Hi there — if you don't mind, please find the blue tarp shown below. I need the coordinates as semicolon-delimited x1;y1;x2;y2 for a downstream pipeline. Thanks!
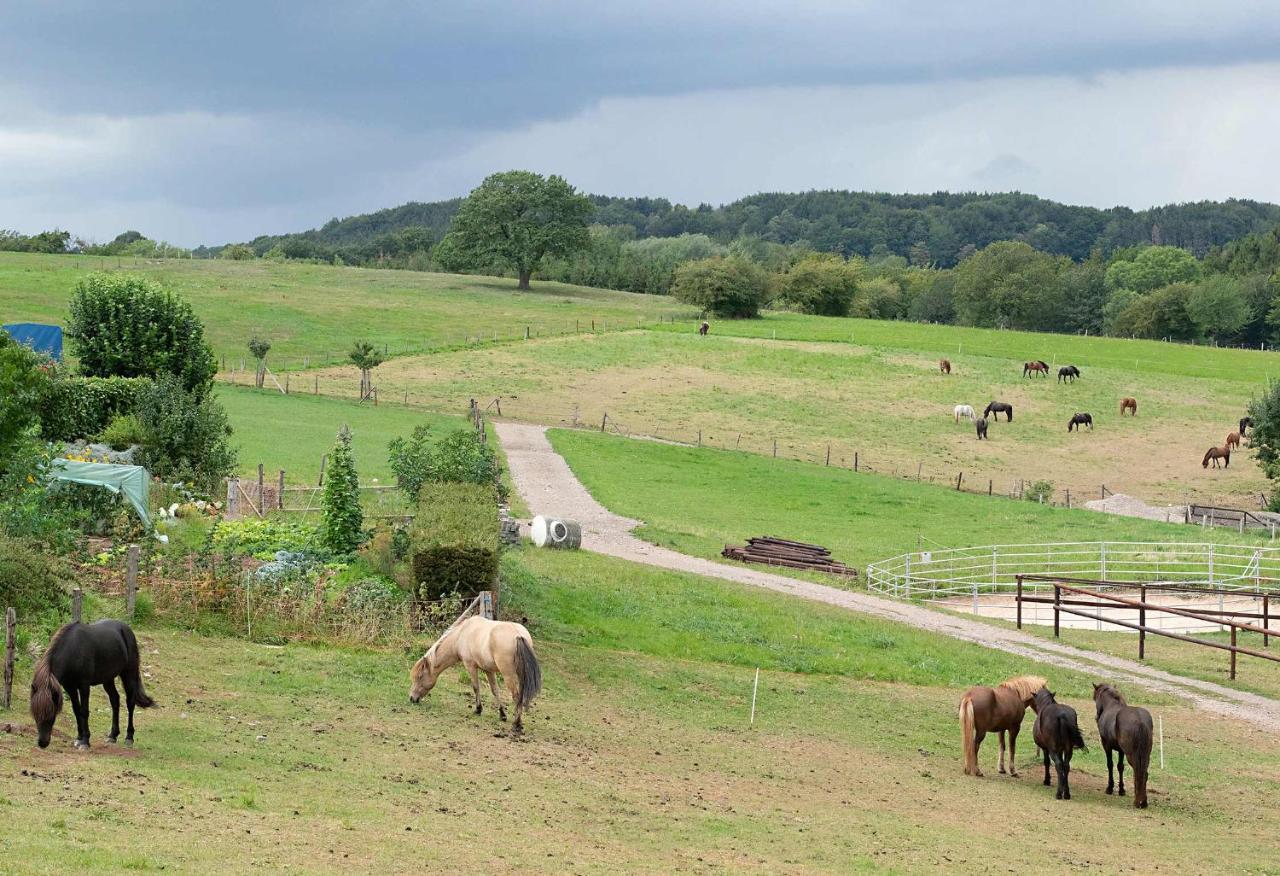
2;323;63;361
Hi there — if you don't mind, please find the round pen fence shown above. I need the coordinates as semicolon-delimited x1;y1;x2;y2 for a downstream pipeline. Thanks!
866;542;1280;603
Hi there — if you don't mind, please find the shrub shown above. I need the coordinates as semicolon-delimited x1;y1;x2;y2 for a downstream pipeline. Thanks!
388;425;505;500
777;253;860;316
320;426;363;554
342;577;408;613
0;333;52;465
410;482;498;601
67;273;217;395
0;534;72;619
1024;480;1054;504
671;256;773;318
37;374;150;441
99;413;147;450
134;374;237;490
211;517;319;557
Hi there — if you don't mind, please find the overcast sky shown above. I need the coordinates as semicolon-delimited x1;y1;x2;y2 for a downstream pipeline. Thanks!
4;1;1280;246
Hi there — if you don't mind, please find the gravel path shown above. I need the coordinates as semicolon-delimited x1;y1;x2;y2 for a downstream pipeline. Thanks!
496;422;1280;731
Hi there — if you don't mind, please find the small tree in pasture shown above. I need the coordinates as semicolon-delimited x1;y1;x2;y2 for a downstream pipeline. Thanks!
348;341;385;401
247;336;271;389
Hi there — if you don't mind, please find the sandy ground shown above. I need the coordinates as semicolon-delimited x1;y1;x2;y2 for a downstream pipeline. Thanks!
496;421;1280;732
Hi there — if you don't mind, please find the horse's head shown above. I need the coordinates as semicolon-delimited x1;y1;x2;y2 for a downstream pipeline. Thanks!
1029;686;1054;713
30;665;63;749
409;648;439;704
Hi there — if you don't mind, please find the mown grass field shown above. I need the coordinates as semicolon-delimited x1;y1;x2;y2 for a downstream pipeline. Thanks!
0;253;689;366
306;328;1269;506
2;549;1277;873
548;429;1274;574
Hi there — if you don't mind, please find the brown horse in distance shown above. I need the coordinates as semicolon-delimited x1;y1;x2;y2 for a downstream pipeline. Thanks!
939;358;951;374
1225;431;1241;451
1023;360;1049;378
1120;397;1137;416
958;675;1046;777
1202;445;1231;468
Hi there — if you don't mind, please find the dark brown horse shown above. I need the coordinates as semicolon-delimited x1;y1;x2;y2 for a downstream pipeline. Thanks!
1058;365;1081;383
1240;416;1253;436
31;620;155;750
1067;413;1093;432
1093;684;1153;808
1031;687;1087;800
1023;360;1049;378
975;417;988;440
1120;397;1138;416
958;675;1045;777
1225;431;1241;450
698;321;709;336
984;401;1013;421
939;358;951;374
1202;445;1231;468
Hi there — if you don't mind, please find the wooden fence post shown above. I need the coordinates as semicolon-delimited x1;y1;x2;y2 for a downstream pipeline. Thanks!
825;445;830;466
1139;585;1147;660
1015;576;1023;629
697;430;702;447
3;607;14;709
1230;626;1238;680
854;452;859;472
600;413;608;433
257;464;265;503
772;439;778;458
1263;594;1270;648
988;479;993;496
1053;584;1060;638
72;588;83;623
278;470;285;510
126;545;139;620
955;472;963;491
318;454;328;487
1066;488;1071;509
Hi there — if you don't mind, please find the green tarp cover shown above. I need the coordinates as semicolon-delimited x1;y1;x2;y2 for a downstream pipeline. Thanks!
50;459;151;526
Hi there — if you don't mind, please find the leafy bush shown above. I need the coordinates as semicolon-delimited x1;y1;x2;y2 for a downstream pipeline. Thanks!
410;482;498;600
211;517;318;557
1024;480;1055;504
0;534;72;618
388;426;505;500
777;253;860;316
671;256;773;318
134;374;237;490
342;576;408;613
0;333;52;465
320;426;363;554
37;373;150;442
67;273;217;395
99;413;147;450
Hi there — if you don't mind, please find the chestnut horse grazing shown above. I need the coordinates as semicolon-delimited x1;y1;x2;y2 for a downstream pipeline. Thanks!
1023;360;1049;378
1093;684;1153;808
958;675;1046;777
1202;445;1231;468
1120;397;1138;416
1225;431;1241;450
939;358;951;374
410;616;542;732
30;620;155;750
1031;687;1088;800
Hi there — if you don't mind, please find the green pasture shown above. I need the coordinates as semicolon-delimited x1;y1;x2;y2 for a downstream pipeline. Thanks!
549;429;1273;573
1;549;1276;872
0;252;688;366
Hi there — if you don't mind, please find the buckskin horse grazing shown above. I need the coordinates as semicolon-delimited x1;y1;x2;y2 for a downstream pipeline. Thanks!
939;358;951;374
1031;687;1088;800
975;417;989;440
1093;684;1153;808
1225;431;1241;451
410;615;542;733
1120;397;1138;417
1058;365;1081;383
1202;445;1231;468
1023;360;1049;378
983;401;1013;422
30;620;155;750
958;675;1045;777
1068;413;1093;432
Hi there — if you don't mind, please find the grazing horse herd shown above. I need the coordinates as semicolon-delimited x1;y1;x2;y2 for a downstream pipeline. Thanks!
960;675;1152;807
944;357;1246;470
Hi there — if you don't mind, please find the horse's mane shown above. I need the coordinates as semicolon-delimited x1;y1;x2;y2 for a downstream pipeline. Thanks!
998;675;1047;701
1093;683;1126;706
30;623;73;722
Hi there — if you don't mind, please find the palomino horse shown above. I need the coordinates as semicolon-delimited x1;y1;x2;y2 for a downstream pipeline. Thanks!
958;675;1045;777
1058;365;1081;383
1225;431;1241;450
1093;684;1153;808
984;401;1013;421
1202;445;1231;468
1120;397;1138;417
953;404;975;423
975;417;989;440
410;616;542;732
1031;687;1088;800
1023;360;1049;378
939;358;951;374
1067;413;1093;432
31;620;155;750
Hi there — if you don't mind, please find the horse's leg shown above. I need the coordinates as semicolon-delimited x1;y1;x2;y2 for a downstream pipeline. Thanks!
104;679;121;744
1061;754;1071;800
505;674;524;733
468;665;482;715
1117;751;1126;797
487;670;506;722
1104;745;1114;794
124;677;136;745
1008;725;1020;777
74;684;92;749
973;730;986;777
1042;746;1051;786
997;730;1007;774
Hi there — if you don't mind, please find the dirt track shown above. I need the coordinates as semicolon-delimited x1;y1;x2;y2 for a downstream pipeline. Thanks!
496;421;1280;732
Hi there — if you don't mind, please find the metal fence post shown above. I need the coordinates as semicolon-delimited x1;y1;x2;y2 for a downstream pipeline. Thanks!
904;553;912;600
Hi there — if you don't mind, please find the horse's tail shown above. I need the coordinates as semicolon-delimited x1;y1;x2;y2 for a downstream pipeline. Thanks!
1132;719;1153;808
959;695;977;775
1059;711;1087;753
513;636;541;711
121;624;155;709
1202;448;1213;468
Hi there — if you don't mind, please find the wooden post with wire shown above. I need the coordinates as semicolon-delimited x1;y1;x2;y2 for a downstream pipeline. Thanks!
3;607;14;709
72;588;83;624
126;545;140;620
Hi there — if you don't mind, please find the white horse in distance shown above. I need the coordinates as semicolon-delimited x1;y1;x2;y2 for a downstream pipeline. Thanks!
954;404;976;423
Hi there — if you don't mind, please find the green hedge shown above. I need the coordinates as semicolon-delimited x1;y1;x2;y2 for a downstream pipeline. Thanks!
0;535;71;619
410;482;498;601
39;376;150;441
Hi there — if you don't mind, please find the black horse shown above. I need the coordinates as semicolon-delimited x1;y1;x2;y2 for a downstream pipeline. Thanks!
983;401;1013;422
1093;684;1153;808
1058;365;1081;383
1067;413;1093;432
1240;415;1253;436
1031;687;1087;800
30;620;154;750
975;417;988;440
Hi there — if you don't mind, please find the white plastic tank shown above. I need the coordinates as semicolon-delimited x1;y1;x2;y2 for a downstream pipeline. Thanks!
530;515;583;549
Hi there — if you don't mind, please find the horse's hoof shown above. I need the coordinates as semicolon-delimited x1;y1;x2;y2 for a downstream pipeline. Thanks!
1106;787;1113;795
1118;789;1126;797
108;736;118;745
499;711;507;722
973;769;983;778
998;766;1006;775
1009;770;1019;778
74;740;89;751
124;739;134;748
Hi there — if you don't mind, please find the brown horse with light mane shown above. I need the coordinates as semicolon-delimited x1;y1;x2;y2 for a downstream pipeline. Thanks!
1225;431;1241;450
410;615;542;732
1202;445;1231;468
958;674;1046;777
1120;397;1137;416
